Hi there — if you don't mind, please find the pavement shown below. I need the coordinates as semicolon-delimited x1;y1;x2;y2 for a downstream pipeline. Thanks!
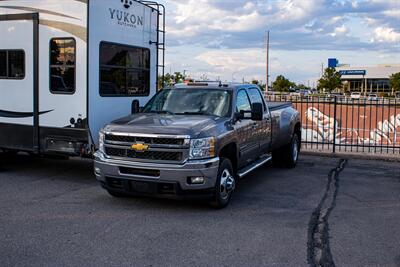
0;153;399;267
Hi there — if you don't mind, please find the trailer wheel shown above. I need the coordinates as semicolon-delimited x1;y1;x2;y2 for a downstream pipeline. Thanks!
209;157;236;209
272;133;300;168
0;149;18;156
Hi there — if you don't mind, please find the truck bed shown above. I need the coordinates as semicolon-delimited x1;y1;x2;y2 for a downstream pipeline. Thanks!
268;102;292;111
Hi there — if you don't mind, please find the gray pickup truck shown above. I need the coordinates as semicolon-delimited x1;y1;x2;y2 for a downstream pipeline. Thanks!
94;83;301;208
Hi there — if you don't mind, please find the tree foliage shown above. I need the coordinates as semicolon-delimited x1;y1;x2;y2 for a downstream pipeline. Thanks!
296;84;310;90
272;75;295;92
389;72;400;92
317;68;342;93
158;72;186;89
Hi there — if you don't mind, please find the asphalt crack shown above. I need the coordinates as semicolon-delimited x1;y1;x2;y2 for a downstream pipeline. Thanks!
307;158;348;267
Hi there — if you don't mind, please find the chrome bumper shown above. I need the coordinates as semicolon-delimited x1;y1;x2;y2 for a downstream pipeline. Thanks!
94;151;219;191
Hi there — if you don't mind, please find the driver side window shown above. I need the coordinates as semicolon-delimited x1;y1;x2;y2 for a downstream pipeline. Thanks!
236;90;252;119
236;90;251;112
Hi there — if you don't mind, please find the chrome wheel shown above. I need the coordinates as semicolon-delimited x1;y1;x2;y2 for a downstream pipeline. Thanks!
292;137;299;162
219;168;235;200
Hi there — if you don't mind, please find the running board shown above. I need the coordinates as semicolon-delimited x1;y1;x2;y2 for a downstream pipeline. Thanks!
237;155;272;178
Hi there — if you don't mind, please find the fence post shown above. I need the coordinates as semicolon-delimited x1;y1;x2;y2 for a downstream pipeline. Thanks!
333;96;337;154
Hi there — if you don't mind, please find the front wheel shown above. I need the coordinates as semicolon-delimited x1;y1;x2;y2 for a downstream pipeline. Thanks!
209;158;236;209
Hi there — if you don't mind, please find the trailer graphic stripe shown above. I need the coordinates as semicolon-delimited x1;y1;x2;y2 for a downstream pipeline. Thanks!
0;6;79;20
39;19;87;42
0;109;53;118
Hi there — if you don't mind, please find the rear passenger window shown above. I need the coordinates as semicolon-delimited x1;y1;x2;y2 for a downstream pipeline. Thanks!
0;50;25;79
50;38;76;94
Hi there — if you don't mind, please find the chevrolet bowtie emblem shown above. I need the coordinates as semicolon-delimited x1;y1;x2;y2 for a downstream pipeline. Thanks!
131;143;149;152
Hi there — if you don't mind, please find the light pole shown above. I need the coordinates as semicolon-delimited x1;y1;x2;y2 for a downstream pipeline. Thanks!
266;30;270;92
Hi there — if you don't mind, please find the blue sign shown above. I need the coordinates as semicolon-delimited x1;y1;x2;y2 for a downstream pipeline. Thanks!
328;58;338;68
339;70;366;76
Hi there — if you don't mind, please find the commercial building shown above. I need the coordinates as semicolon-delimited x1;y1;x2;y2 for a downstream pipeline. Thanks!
328;58;400;94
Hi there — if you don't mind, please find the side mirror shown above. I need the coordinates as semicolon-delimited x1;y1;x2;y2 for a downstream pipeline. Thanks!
251;103;263;121
131;99;140;114
233;112;244;122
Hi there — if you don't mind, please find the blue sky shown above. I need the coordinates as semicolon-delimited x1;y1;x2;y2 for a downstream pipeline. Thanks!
158;0;400;86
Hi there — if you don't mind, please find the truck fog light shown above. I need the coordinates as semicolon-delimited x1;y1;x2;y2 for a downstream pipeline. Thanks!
94;167;101;176
188;176;205;184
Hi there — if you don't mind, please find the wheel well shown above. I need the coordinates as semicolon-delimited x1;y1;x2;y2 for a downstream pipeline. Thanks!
219;143;238;173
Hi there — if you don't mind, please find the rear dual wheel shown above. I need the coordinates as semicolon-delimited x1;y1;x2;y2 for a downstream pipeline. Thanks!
272;133;300;168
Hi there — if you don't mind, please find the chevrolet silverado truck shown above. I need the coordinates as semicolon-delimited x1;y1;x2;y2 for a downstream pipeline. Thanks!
94;83;301;208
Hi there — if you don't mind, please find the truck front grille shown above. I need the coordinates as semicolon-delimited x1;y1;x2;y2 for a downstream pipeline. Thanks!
105;134;184;146
105;147;182;161
103;133;189;163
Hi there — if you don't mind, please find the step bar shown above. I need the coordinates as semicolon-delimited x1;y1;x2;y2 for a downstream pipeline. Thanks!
237;155;272;178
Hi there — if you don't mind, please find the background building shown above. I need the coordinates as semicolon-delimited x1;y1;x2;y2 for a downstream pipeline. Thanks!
328;58;400;94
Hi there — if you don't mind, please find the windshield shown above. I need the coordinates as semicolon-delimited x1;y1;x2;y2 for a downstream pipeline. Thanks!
142;89;232;117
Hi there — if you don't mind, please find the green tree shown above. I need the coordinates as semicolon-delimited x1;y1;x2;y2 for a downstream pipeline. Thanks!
272;75;295;92
158;73;174;89
174;72;185;84
389;72;400;93
296;84;310;90
251;79;259;85
317;68;342;93
251;79;267;91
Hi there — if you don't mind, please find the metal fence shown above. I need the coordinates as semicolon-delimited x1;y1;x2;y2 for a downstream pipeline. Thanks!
266;94;400;155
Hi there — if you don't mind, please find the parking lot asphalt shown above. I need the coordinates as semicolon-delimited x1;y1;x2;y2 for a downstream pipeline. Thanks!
0;153;399;267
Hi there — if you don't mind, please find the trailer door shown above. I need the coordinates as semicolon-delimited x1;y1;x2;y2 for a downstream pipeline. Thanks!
0;14;39;152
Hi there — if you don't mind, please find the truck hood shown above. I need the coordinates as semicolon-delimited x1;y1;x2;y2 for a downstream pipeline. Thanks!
104;113;223;137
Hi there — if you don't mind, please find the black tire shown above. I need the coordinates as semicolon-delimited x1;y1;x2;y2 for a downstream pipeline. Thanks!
107;189;129;198
209;157;236;209
0;149;18;156
272;133;300;168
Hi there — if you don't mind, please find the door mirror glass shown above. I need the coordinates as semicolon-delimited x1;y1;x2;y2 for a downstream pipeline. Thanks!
251;102;263;121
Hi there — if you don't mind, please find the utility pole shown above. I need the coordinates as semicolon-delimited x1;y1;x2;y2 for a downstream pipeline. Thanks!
266;30;270;92
321;63;324;77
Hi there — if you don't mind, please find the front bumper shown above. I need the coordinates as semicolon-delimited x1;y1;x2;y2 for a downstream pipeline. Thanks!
94;151;219;198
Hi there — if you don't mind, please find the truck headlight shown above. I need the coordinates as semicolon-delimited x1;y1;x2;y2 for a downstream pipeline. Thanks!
189;137;215;160
99;130;105;153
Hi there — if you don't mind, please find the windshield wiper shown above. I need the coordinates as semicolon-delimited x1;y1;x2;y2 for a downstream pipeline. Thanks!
175;112;206;115
150;110;175;115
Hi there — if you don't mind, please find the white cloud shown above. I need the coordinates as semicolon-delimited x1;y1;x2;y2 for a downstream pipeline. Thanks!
372;27;400;43
158;0;400;85
330;25;349;37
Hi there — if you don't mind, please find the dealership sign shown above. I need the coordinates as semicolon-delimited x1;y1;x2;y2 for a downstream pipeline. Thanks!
339;70;366;76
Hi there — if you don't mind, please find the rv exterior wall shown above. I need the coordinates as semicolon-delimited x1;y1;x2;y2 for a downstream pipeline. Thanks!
88;0;158;145
0;1;88;129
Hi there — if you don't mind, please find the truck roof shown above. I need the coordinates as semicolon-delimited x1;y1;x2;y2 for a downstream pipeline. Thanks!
171;82;261;91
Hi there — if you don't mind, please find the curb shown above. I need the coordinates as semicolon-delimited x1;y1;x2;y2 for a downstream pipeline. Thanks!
302;150;400;162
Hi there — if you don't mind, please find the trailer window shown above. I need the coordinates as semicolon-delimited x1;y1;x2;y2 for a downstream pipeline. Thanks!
0;50;25;79
0;51;6;78
99;42;150;97
50;38;76;94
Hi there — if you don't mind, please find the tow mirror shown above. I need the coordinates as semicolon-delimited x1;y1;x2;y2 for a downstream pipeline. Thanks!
131;99;140;114
251;103;263;121
233;112;244;122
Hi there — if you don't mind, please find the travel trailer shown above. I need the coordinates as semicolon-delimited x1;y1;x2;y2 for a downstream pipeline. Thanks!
0;0;165;156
